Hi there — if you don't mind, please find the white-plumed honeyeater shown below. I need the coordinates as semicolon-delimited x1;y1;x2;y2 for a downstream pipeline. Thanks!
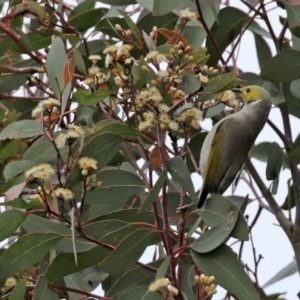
197;85;272;208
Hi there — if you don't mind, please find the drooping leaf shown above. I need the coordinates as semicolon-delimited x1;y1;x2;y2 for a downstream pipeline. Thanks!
74;169;145;204
191;208;238;253
260;49;300;82
82;220;131;245
186;131;207;173
185;48;209;66
8;279;27;300
191;244;261;300
139;170;167;212
167;157;196;202
64;273;86;300
254;34;272;69
206;7;248;66
3;160;35;181
22;134;68;164
73;89;112;105
0;211;27;243
283;0;300;37
153;0;179;16
46;37;68;100
118;10;143;43
200;195;249;241
0;233;62;285
117;286;158;300
45;246;111;282
106;264;155;298
93;119;142;139
262;259;298;288
178;75;201;93
205;73;241;94
32;275;60;300
266;142;284;194
68;2;108;32
0;120;44;140
155;256;170;279
99;229;159;275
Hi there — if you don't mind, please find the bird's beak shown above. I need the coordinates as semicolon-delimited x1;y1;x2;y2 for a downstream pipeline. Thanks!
232;87;241;93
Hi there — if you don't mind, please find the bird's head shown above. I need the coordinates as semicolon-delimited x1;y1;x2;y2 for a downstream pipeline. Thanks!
232;85;270;104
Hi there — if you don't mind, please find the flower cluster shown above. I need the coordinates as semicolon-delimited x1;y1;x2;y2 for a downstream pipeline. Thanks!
78;157;98;176
84;55;107;90
1;277;17;294
195;274;217;297
148;278;178;297
25;163;55;183
55;124;85;148
32;98;60;119
53;188;74;201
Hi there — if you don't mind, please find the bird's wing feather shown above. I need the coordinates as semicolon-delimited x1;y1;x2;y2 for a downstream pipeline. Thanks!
203;112;257;194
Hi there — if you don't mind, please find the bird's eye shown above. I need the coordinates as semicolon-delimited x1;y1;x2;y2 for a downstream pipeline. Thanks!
246;88;251;93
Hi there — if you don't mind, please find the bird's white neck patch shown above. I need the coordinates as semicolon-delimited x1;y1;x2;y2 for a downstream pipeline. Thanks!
248;99;262;106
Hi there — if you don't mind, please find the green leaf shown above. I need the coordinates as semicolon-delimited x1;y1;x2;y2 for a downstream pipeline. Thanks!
118;10;143;43
9;278;27;300
177;75;201;93
0;120;44;140
266;142;283;180
201;73;241;101
153;0;179;16
64;273;87;299
200;195;249;241
206;7;248;66
46;37;68;100
191;244;261;300
99;229;158;275
262;259;297;288
81;133;123;168
0;233;62;285
85;208;156;225
100;0;136;4
186;131;207;173
260;49;300;82
139;170;167;212
167;157;196;202
73;48;86;74
9;31;51;53
22;215;95;253
73;89;112;105
117;286;158;300
33;275;59;300
283;0;300;38
82;220;131;245
22;134;68;164
93;119;142;139
186;48;209;66
0;174;26;195
137;12;178;44
0;139;28;160
45;246;111;282
191;208;238;253
254;34;272;69
155;256;170;279
69;2;108;32
80;169;145;204
0;198;42;209
0;211;27;243
106;264;154;298
4;160;35;181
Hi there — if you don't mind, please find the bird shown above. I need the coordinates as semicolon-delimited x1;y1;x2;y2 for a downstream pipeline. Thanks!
197;85;272;208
